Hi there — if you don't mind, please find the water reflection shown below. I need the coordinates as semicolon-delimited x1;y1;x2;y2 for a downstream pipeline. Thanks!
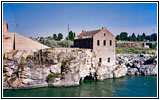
3;76;157;97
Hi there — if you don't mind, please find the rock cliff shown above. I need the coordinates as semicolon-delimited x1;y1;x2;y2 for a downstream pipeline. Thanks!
3;48;156;89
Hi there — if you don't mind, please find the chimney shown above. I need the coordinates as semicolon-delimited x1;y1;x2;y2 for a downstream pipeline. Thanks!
3;21;8;34
82;30;86;33
102;27;106;29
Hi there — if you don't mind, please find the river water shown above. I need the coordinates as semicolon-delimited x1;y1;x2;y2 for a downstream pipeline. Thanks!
3;75;157;97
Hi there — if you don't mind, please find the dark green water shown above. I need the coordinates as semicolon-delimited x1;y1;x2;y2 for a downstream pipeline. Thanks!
3;75;157;97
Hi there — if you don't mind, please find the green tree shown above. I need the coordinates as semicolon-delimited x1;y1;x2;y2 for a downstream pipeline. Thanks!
116;35;121;41
120;32;128;41
39;37;44;43
131;33;137;41
53;33;57;40
146;36;151;41
57;33;63;41
128;36;132;41
68;31;76;41
150;33;157;41
142;33;146;41
137;34;142;41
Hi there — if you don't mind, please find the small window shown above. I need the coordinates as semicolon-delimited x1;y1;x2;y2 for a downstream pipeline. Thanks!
103;40;106;46
97;40;100;46
108;57;110;62
99;58;102;63
104;33;106;36
110;40;112;46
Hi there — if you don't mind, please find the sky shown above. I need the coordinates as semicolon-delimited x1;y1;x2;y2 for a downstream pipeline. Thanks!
3;3;157;38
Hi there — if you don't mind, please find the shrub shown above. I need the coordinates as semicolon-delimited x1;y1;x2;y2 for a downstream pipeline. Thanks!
61;59;69;69
20;56;25;63
47;73;60;78
134;51;140;54
151;44;157;49
61;57;76;72
141;51;146;54
26;55;33;61
3;56;8;60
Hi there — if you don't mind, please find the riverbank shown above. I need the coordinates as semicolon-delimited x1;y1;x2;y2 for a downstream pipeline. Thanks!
3;75;157;97
3;48;157;89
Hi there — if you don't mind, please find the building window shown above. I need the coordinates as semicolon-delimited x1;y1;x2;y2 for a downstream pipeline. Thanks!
104;33;106;36
108;57;110;63
110;40;112;46
97;40;100;46
99;58;102;63
103;40;106;46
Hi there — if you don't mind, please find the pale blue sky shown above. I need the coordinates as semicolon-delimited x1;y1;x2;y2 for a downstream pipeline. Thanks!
3;3;157;37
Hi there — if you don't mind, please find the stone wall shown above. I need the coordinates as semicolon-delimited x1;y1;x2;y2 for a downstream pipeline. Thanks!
3;48;127;89
93;27;115;66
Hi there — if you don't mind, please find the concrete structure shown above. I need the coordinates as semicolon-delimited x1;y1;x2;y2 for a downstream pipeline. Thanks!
3;21;49;54
74;27;115;66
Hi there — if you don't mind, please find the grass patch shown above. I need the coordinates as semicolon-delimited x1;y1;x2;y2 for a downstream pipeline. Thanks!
3;56;8;60
116;47;156;54
47;73;60;78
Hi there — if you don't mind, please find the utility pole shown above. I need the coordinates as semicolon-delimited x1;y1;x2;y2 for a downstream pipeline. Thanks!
68;23;70;35
152;29;154;33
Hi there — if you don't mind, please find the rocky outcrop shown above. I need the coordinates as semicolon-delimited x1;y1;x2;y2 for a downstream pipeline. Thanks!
116;54;157;75
3;48;156;89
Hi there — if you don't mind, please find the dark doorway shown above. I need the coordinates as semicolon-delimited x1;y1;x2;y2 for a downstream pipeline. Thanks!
99;58;102;63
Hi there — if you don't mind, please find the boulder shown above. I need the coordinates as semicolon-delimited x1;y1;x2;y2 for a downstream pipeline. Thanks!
42;67;50;77
22;79;34;84
8;77;20;88
31;69;43;80
4;67;13;77
50;63;61;73
96;65;114;80
150;65;157;75
113;65;127;78
51;73;80;87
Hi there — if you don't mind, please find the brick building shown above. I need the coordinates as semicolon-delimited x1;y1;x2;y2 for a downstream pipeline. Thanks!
74;27;115;66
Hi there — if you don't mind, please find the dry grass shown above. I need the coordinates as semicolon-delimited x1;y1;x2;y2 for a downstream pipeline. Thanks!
116;47;156;54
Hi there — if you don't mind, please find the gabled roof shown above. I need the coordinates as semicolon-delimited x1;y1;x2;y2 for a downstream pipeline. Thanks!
76;29;101;39
75;27;114;39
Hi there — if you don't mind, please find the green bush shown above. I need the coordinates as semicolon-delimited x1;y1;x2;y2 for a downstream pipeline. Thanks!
47;73;60;78
61;59;70;69
20;56;25;63
61;57;76;72
134;51;140;54
3;56;8;60
151;44;157;49
26;55;34;61
141;51;146;54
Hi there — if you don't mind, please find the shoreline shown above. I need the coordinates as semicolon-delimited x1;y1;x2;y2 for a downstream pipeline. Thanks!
3;75;157;90
3;49;157;90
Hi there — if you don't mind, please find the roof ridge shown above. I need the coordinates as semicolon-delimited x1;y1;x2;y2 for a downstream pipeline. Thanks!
85;29;101;32
76;28;102;39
